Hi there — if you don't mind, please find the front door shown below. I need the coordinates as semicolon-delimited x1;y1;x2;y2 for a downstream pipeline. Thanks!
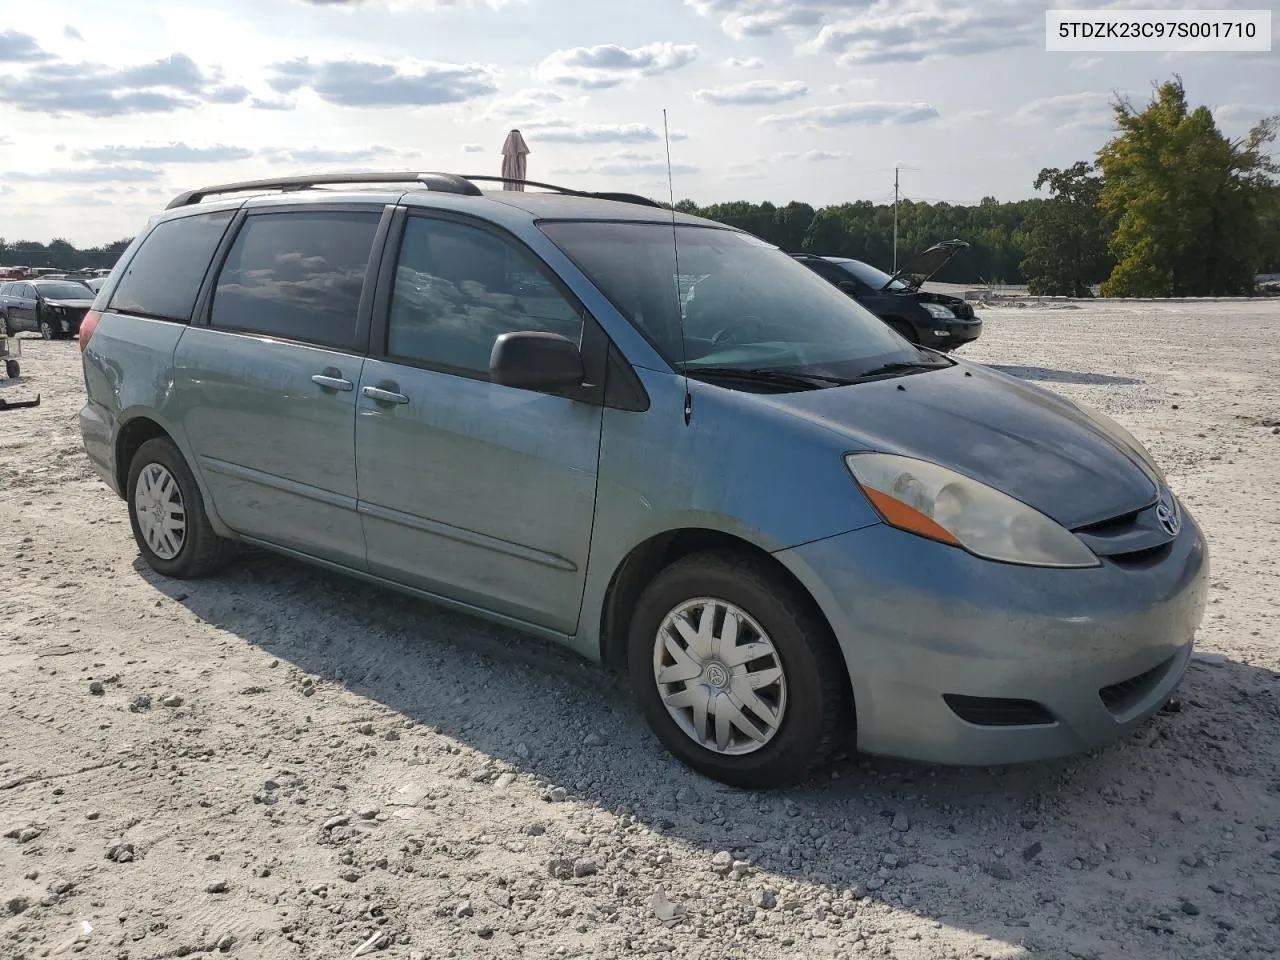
355;213;603;634
175;207;385;569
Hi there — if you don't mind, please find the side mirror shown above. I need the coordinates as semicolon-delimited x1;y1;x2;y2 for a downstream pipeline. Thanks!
837;280;859;295
489;331;584;390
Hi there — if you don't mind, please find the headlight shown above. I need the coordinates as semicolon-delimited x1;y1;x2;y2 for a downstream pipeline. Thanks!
1070;401;1165;486
846;453;1100;568
921;303;955;320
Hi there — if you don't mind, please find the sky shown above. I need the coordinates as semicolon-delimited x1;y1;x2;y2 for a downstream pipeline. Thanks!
0;0;1276;246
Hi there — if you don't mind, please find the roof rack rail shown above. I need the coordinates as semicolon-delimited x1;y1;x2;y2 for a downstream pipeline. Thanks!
460;175;664;209
166;171;666;211
166;172;482;209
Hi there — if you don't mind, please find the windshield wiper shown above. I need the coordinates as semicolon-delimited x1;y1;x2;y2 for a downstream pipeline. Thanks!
682;366;854;391
855;358;950;381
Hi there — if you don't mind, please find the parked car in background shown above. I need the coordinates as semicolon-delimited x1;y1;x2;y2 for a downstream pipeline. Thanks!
80;172;1206;788
793;240;982;351
0;277;96;339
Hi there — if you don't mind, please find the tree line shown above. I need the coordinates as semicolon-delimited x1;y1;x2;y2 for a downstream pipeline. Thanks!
0;237;133;273
4;78;1276;297
677;78;1279;297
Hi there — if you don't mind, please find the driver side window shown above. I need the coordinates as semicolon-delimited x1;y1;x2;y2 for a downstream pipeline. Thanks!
387;217;583;376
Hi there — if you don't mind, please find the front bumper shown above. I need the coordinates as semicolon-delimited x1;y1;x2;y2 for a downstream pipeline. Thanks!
774;507;1208;765
928;316;982;348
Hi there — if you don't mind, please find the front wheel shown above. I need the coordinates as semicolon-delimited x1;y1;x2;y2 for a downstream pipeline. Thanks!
38;319;54;341
127;436;234;579
0;313;8;338
627;551;849;788
5;359;18;379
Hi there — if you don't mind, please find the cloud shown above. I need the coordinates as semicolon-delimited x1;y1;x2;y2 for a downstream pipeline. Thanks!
295;0;522;7
688;0;1051;62
685;0;860;40
5;165;163;183
1212;103;1279;124
478;88;570;121
73;143;254;163
536;42;698;89
462;143;485;153
553;150;700;177
266;56;498;106
0;30;52;62
250;97;294;111
0;52;242;117
525;119;662;144
694;79;807;106
760;101;939;127
63;25;84;42
1070;56;1102;71
260;145;399;164
772;149;852;162
207;85;250;104
724;56;765;69
1013;92;1116;131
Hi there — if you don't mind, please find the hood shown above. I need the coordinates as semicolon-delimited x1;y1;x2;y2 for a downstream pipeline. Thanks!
43;298;94;309
763;361;1157;529
887;239;968;291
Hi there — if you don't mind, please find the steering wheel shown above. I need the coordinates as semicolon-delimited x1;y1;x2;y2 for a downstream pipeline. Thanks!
710;315;767;347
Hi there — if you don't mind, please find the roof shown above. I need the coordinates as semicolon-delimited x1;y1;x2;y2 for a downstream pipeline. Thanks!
480;190;716;226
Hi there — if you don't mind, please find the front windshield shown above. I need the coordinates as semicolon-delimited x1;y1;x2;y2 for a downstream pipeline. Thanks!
539;221;928;381
836;259;909;292
35;281;94;300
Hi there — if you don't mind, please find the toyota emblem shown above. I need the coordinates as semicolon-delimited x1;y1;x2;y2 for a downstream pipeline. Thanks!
1156;492;1180;537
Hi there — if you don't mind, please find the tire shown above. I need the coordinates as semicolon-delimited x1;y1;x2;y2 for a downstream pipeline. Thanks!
886;319;918;344
38;318;54;341
126;436;234;579
5;359;18;379
0;313;8;338
627;550;850;789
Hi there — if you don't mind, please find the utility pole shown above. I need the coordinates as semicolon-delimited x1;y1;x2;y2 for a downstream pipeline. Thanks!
893;165;900;272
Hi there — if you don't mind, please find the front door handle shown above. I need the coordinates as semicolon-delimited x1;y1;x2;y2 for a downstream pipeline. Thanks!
362;384;410;405
311;373;353;392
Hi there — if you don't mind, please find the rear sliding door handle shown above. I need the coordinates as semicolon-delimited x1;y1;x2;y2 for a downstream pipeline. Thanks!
362;384;410;405
311;374;353;392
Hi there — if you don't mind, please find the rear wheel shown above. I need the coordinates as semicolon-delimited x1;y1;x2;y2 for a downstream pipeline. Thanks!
5;359;18;379
627;550;849;788
127;436;234;579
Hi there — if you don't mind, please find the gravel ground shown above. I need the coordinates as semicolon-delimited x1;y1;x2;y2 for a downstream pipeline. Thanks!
1;301;1278;960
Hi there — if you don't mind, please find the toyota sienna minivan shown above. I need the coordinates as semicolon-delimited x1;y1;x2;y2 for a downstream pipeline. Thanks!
79;172;1208;788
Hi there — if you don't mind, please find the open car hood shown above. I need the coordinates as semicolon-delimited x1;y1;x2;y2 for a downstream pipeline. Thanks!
886;239;969;291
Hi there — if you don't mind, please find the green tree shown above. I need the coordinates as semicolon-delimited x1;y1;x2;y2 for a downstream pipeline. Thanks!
1097;77;1279;296
1020;162;1112;296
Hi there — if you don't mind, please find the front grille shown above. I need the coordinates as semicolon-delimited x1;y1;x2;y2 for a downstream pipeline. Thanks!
1075;509;1142;536
943;695;1056;727
1107;542;1173;567
1099;656;1174;715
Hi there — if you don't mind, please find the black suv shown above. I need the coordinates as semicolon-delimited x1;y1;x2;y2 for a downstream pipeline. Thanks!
793;240;982;351
0;278;97;339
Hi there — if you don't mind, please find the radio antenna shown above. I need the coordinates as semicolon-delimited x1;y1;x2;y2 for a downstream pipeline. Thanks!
663;109;692;426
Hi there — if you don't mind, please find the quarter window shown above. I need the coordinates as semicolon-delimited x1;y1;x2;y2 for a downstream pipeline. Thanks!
210;211;379;349
386;217;582;375
110;210;234;321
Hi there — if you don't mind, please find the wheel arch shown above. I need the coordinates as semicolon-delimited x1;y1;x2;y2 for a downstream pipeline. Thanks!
597;527;840;676
113;412;235;538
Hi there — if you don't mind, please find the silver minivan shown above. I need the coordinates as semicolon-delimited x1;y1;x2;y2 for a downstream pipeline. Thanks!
79;173;1208;788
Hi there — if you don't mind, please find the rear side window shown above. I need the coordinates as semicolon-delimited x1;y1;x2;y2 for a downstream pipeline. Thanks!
110;210;234;321
209;211;379;350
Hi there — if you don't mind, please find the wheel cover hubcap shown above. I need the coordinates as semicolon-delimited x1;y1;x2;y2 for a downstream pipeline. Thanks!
653;598;787;756
134;463;187;560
